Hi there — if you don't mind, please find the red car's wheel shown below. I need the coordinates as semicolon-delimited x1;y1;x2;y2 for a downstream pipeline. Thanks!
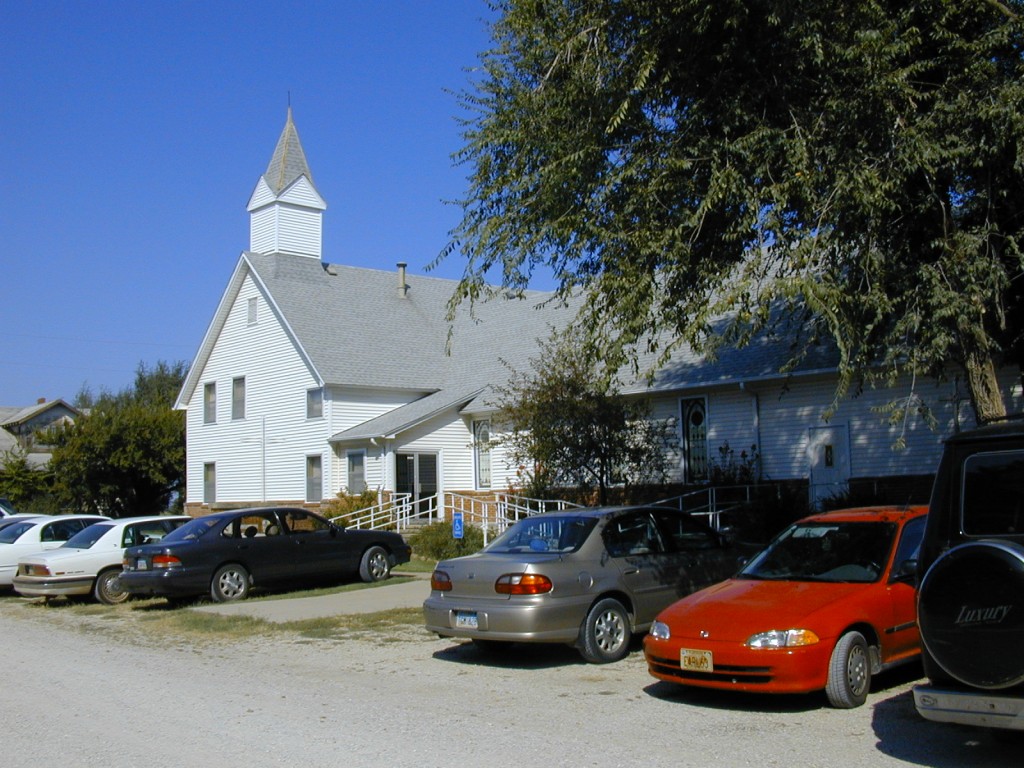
826;631;870;708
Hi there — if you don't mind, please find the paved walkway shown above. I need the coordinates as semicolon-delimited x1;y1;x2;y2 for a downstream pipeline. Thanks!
191;576;431;623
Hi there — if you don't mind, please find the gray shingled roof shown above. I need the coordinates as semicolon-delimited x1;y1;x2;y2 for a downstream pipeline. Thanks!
263;107;316;195
244;252;578;396
622;313;841;395
243;252;843;439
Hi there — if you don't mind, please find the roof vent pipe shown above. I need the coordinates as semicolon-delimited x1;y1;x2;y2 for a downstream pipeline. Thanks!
397;262;408;298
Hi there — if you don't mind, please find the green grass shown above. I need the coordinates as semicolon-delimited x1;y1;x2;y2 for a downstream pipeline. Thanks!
15;566;433;646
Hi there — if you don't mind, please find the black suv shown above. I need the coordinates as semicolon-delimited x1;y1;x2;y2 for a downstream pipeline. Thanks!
914;421;1024;732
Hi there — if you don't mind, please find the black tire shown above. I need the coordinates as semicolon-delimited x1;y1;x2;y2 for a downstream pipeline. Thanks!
93;568;130;605
359;546;391;582
918;540;1024;689
578;598;631;664
826;631;870;708
211;563;250;602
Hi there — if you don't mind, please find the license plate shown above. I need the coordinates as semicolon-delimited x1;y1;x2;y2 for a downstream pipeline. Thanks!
136;559;148;570
455;611;478;629
680;648;713;673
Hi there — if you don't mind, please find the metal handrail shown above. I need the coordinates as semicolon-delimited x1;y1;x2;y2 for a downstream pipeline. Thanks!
335;484;761;537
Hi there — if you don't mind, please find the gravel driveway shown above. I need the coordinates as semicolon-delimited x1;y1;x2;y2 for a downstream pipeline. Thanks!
1;596;1018;768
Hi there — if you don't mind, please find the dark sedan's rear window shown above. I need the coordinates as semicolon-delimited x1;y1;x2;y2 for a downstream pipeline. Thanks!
484;516;597;554
162;516;221;542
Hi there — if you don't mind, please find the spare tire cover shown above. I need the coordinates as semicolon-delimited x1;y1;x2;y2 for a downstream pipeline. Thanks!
918;540;1024;689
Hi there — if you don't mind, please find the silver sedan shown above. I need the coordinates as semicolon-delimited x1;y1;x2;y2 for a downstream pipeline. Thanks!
423;505;750;663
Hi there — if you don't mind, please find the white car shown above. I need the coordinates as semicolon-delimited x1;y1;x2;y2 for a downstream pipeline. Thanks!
14;515;189;604
0;515;110;587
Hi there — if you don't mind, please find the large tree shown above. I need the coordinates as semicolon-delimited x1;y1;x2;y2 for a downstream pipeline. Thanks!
446;0;1024;422
494;328;677;504
48;361;187;517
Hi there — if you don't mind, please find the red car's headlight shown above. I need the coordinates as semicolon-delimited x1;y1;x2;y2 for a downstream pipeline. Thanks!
746;629;820;649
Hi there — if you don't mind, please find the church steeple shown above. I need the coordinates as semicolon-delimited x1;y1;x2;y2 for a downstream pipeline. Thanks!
247;108;327;259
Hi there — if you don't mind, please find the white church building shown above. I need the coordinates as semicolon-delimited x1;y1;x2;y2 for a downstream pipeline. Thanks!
175;110;1020;519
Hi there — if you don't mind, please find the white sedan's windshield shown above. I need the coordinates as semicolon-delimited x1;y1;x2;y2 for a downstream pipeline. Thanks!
740;521;895;583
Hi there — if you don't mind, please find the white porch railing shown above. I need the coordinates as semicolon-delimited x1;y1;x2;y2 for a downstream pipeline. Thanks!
333;491;583;543
334;485;760;540
652;484;758;531
327;493;415;531
445;492;584;544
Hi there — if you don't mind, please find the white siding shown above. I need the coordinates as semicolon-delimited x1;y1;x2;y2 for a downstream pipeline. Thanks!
659;370;1024;484
249;205;322;258
394;411;475;493
325;388;427;496
184;273;328;505
278;177;325;209
247;178;275;210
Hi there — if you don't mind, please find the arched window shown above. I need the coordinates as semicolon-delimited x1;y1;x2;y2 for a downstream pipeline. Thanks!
475;420;492;489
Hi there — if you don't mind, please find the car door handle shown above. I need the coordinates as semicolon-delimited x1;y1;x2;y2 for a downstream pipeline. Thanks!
623;567;640;575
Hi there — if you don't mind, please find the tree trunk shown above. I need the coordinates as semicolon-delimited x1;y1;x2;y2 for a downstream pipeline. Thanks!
963;346;1007;424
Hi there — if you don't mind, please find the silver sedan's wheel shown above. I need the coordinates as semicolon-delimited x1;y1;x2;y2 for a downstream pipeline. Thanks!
93;568;130;605
359;546;391;582
826;631;870;708
211;564;250;602
579;598;631;664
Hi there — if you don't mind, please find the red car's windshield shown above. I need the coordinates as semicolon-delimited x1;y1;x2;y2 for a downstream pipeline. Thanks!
739;521;896;583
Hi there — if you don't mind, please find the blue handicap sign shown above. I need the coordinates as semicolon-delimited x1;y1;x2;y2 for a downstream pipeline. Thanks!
452;511;464;539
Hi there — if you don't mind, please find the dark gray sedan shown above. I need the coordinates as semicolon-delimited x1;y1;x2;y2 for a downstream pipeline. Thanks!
423;505;750;663
121;507;411;602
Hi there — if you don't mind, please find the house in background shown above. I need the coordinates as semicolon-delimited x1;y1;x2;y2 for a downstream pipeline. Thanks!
0;398;82;469
175;109;1021;517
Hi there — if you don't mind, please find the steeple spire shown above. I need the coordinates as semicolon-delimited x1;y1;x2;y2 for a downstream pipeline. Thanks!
247;107;327;259
264;107;317;195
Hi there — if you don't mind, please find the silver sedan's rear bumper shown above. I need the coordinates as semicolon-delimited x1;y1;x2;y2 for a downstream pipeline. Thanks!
914;684;1024;731
423;593;594;644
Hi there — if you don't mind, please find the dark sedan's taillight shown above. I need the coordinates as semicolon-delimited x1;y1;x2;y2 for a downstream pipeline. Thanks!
495;573;553;595
430;570;452;591
152;554;182;569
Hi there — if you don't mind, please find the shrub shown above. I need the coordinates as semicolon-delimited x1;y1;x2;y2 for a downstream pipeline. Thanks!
321;489;380;527
409;521;485;561
708;442;760;485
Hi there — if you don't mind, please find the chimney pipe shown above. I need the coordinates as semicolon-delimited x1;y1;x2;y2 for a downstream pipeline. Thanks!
397;262;408;298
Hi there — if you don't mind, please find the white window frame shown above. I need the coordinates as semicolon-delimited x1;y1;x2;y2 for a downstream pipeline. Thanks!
203;382;216;424
203;462;216;503
680;397;709;483
306;454;323;503
306;387;323;419
474;420;492;490
346;450;367;494
232;377;246;420
247;296;258;326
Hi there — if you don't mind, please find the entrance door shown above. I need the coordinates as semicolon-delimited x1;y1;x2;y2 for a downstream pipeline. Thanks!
396;452;438;520
808;425;851;509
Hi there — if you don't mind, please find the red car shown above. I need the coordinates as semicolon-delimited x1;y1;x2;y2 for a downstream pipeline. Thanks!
644;505;927;708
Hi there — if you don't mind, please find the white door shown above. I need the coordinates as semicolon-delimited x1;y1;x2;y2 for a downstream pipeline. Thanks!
808;425;851;509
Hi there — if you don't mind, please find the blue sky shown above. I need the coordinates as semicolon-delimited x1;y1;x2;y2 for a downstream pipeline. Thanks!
1;0;510;406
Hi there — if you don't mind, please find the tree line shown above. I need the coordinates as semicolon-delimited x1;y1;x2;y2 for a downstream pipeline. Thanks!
0;361;187;517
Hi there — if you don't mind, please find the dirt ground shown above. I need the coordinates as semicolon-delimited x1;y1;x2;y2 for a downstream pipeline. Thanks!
1;596;1018;768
